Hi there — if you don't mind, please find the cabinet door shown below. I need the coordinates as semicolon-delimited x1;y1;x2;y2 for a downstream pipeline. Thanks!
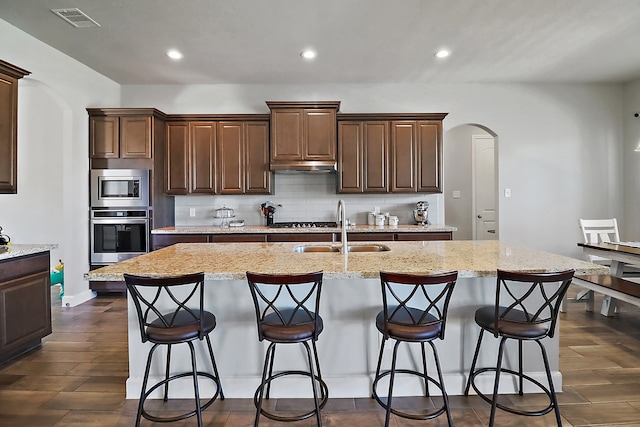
337;122;363;193
120;116;152;158
390;121;417;193
395;232;452;241
89;116;119;159
304;109;336;161
166;122;190;194
245;121;271;194
417;121;442;193
270;109;304;161
151;234;208;250
363;121;389;192
218;122;244;194
0;272;51;358
191;122;217;193
0;72;18;193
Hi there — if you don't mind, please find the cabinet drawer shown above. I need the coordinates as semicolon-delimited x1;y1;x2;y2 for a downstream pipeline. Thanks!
0;252;49;283
347;233;395;242
152;234;208;250
395;232;452;241
210;234;267;243
267;233;334;243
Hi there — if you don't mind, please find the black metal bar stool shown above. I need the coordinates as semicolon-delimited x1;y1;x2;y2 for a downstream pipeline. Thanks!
246;271;328;427
372;271;458;427
124;272;224;427
464;269;575;427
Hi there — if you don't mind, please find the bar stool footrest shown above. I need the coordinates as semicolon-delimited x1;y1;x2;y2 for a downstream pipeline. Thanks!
372;368;447;420
467;367;555;417
141;371;222;423
254;370;328;422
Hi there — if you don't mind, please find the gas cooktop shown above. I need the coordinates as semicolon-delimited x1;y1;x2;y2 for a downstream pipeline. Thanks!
269;222;338;229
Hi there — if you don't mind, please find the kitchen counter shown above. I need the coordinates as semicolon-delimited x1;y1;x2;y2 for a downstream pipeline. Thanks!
87;240;604;281
0;243;58;260
85;240;605;400
152;224;457;234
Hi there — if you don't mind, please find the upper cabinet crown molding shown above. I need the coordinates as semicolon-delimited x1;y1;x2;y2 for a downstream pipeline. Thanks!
0;59;30;194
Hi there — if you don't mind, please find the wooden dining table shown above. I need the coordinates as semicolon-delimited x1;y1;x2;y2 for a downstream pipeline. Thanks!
578;242;640;315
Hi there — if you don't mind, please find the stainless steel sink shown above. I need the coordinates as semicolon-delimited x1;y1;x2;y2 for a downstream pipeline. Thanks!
293;244;390;253
347;244;390;252
293;245;340;253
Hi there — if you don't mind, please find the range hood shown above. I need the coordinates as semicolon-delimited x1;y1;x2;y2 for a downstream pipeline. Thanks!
270;161;337;173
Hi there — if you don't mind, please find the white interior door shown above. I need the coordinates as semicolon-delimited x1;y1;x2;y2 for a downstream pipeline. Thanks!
473;135;497;240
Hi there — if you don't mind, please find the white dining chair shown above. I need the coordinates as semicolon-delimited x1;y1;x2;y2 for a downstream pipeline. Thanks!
579;218;620;264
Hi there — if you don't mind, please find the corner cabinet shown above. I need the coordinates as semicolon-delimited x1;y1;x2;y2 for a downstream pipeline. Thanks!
0;60;30;194
165;116;271;195
267;101;340;170
338;113;447;194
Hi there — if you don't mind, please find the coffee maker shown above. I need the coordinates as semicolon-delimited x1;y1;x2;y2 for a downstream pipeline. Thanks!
413;201;430;225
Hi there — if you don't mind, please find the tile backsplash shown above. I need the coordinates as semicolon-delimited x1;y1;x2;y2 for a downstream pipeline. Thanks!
174;173;442;227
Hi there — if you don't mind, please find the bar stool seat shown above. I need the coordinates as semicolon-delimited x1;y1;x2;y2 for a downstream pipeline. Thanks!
372;271;458;427
124;272;224;427
246;271;328;427
464;269;575;427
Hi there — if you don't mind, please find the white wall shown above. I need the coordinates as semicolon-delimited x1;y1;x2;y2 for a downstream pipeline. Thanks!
0;19;120;305
124;83;624;258
623;79;640;241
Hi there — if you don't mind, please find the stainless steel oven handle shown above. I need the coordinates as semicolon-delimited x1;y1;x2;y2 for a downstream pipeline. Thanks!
90;218;148;225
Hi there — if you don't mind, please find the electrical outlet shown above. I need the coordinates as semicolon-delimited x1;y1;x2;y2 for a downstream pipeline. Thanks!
189;207;196;217
452;190;461;199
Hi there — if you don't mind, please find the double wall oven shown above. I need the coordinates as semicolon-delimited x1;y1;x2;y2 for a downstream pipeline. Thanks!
90;169;150;265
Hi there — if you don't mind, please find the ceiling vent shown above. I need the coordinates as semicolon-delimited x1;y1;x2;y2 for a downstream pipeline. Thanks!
51;8;100;28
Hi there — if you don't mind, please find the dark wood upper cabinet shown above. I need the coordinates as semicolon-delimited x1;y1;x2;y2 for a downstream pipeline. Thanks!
88;109;157;159
217;122;244;194
390;121;417;192
165;122;190;195
267;101;340;170
0;60;30;194
244;121;271;194
191;122;217;194
338;113;446;194
165;116;271;195
363;121;389;192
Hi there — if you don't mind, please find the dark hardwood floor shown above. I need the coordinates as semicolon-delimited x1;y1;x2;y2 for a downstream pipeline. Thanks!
2;285;640;426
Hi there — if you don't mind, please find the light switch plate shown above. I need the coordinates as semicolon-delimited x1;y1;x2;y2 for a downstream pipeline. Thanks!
452;190;461;199
504;188;511;198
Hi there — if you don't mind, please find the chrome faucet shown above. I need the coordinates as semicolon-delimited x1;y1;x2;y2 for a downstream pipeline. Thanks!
337;199;347;254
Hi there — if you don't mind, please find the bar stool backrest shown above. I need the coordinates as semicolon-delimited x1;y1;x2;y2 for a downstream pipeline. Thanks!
495;269;575;338
124;272;207;343
246;271;323;341
379;271;458;340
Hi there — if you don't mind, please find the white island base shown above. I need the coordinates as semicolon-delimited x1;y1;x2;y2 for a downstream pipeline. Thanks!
125;276;562;399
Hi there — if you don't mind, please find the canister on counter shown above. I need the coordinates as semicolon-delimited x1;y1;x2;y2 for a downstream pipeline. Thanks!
367;212;376;225
375;214;386;226
388;216;399;226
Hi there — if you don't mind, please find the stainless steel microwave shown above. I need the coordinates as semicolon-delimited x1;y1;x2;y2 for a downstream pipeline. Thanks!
90;169;149;208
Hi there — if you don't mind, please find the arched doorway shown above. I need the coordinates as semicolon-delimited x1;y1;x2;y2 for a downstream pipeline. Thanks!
444;124;498;240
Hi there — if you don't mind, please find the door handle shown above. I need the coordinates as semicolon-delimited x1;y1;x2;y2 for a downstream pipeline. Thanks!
488;230;496;234
477;215;482;219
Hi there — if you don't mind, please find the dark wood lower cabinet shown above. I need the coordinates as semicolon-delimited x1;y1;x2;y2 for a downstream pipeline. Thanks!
267;233;333;242
0;251;52;364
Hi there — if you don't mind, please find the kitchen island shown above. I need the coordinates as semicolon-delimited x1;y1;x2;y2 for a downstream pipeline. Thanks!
85;240;606;399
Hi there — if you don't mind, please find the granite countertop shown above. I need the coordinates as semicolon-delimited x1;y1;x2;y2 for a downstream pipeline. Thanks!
85;240;606;281
152;224;457;234
0;244;58;261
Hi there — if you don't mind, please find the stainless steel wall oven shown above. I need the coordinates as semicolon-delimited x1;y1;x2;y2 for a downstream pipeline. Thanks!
90;208;149;264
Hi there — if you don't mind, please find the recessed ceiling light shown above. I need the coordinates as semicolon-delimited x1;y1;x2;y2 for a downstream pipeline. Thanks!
300;49;317;60
434;49;451;59
167;49;183;60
